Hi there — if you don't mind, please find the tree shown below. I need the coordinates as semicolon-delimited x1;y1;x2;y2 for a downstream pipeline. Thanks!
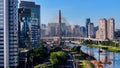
28;42;48;66
72;46;81;53
50;51;68;65
101;41;115;46
50;46;62;52
83;40;94;44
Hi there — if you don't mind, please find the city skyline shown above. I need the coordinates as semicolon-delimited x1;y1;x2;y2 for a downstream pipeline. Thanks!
0;0;119;68
23;0;120;28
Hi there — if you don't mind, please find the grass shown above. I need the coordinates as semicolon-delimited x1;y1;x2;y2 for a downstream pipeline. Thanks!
20;49;29;53
87;44;108;49
79;60;93;68
79;60;86;68
34;63;53;68
108;47;120;52
72;48;94;68
34;64;46;68
86;44;120;52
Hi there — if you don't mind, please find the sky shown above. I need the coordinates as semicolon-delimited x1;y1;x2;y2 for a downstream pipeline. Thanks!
23;0;120;28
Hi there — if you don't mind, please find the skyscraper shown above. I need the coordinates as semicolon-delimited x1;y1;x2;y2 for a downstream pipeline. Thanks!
19;1;40;24
80;26;86;37
29;18;40;48
88;23;94;38
0;0;18;68
94;26;98;37
73;25;81;37
86;18;91;37
96;18;115;40
19;1;40;48
107;18;115;40
18;8;31;48
41;24;47;37
66;25;72;37
96;18;107;40
96;30;100;39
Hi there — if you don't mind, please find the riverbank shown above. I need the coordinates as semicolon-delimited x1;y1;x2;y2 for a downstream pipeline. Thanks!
80;60;93;68
71;52;95;68
85;44;120;52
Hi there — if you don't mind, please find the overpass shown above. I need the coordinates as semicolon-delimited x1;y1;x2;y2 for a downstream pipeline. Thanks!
41;36;105;42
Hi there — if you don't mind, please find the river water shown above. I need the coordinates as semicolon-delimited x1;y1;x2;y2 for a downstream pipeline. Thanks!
68;43;120;68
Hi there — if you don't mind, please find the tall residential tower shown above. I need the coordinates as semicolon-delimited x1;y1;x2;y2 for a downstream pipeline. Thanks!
96;18;115;40
107;18;115;40
0;0;18;68
96;18;107;40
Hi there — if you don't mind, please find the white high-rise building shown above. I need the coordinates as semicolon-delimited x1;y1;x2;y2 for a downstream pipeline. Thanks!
96;18;107;40
0;0;18;68
88;23;94;38
107;18;115;40
96;18;115;41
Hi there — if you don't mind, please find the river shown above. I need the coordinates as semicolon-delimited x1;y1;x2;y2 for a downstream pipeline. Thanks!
68;43;120;68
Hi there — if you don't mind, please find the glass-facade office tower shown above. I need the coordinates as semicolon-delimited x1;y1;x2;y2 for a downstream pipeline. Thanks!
0;0;18;68
18;8;31;48
19;1;40;25
19;1;40;48
86;18;90;37
29;18;40;48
